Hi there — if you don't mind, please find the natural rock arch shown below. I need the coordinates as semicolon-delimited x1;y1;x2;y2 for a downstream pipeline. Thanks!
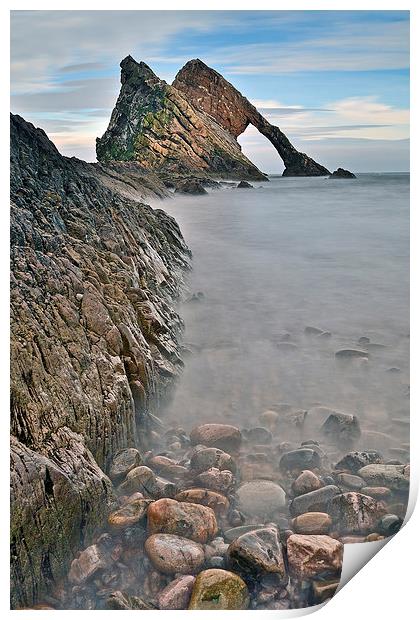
173;59;330;177
97;56;330;178
237;124;286;174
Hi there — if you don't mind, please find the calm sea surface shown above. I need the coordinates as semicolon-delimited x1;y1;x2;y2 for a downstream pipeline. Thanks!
155;174;409;445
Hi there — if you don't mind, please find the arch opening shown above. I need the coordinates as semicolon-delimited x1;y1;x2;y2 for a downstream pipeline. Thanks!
237;124;285;176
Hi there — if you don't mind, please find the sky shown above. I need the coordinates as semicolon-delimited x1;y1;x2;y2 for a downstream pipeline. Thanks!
10;10;410;172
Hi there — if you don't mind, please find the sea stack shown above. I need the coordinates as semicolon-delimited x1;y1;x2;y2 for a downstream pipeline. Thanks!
97;56;330;179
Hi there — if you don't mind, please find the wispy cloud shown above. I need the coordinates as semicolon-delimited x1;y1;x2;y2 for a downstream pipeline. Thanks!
12;77;119;112
244;96;409;141
251;99;332;115
239;132;409;173
238;94;409;171
210;21;409;74
10;10;234;94
58;62;107;74
10;10;409;169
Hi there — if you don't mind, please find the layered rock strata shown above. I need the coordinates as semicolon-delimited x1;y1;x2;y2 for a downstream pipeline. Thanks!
96;56;265;180
10;113;191;607
97;56;330;178
173;59;330;177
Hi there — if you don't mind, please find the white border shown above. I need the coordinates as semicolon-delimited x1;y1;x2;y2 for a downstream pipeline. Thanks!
2;2;417;618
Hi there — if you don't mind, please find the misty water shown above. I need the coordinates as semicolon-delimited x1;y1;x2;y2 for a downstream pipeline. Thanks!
158;174;409;453
62;174;410;611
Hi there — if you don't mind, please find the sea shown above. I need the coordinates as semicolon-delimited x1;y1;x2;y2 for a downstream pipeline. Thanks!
155;174;409;453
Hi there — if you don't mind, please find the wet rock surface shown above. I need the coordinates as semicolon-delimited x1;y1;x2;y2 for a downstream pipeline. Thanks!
289;485;341;516
335;348;369;359
188;569;250;610
329;168;357;179
48;397;408;611
280;448;321;472
336;473;364;490
108;499;152;530
145;534;205;574
286;535;343;579
236;480;286;517
335;451;384;472
357;464;409;491
19;392;409;611
175;489;230;515
109;449;143;484
321;412;361;445
228;527;286;579
175;179;208;195
190;446;236;473
147;498;218;542
10;113;191;608
157;575;195;609
190;423;242;451
68;545;108;585
292;470;323;496
11;110;409;610
291;512;332;535
237;180;254;189
330;492;386;533
22;355;406;612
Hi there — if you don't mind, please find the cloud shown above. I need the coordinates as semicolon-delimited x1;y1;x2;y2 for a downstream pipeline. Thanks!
217;20;409;74
251;99;332;116
330;97;409;127
133;13;409;75
243;96;409;141
238;95;409;171
10;11;409;170
12;77;119;112
238;132;409;173
261;96;409;141
10;10;234;94
59;62;107;74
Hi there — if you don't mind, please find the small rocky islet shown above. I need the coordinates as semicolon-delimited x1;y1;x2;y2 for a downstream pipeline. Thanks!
40;415;407;610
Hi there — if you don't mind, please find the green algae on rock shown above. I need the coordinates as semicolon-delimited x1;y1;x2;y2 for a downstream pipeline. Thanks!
188;569;250;610
97;56;330;179
96;56;265;180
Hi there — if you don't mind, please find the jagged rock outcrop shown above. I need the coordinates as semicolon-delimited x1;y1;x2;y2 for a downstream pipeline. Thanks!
329;168;357;179
174;59;330;177
10;114;191;607
97;56;330;178
96;56;265;180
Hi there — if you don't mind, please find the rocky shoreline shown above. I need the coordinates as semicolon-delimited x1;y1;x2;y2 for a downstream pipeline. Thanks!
28;414;408;610
8;60;397;609
10;113;191;608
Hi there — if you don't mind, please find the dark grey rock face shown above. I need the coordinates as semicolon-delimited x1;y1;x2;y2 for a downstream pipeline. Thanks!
175;179;207;195
329;168;357;178
227;527;286;580
10;113;191;607
289;485;341;517
335;451;384;473
279;448;321;472
321;413;361;445
237;181;253;188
